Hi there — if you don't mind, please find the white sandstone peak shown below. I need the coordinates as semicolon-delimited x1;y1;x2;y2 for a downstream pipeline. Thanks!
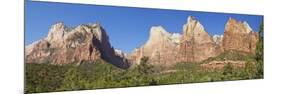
46;22;67;44
150;26;170;37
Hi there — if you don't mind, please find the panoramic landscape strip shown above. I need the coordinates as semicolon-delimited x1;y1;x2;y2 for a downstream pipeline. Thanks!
25;1;263;93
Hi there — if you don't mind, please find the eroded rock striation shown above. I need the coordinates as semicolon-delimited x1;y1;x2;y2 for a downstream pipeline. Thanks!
129;26;181;66
129;16;259;66
222;18;259;54
25;22;129;68
177;16;222;63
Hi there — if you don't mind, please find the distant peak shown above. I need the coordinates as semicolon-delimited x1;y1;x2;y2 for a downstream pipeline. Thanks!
150;25;165;31
149;26;169;36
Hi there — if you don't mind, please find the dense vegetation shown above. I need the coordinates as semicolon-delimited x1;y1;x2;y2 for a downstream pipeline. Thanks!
255;21;264;78
25;53;262;93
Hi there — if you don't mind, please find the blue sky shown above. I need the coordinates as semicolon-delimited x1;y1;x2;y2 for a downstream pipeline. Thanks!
25;1;263;53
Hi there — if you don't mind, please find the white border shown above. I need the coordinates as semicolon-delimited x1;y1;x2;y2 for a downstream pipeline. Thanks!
34;0;264;15
2;0;281;94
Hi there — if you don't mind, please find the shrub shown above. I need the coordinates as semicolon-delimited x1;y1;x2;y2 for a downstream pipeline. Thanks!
244;61;257;79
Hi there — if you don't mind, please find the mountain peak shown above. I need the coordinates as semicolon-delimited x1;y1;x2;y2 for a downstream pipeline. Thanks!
187;16;196;24
130;26;181;65
184;16;205;33
52;22;65;28
45;22;67;45
225;18;254;33
149;26;170;38
182;16;211;43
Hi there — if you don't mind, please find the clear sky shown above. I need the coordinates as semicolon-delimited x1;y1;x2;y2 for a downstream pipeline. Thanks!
25;1;263;53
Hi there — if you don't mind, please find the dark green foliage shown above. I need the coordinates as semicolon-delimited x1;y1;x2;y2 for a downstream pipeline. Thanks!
25;63;66;93
256;22;263;61
26;50;263;93
223;62;233;75
136;57;154;75
244;61;257;79
255;21;264;78
59;67;86;90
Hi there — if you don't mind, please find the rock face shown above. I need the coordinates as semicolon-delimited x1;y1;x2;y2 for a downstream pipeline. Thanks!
129;16;259;66
45;22;68;48
129;26;181;66
25;22;129;69
177;16;222;63
222;18;259;54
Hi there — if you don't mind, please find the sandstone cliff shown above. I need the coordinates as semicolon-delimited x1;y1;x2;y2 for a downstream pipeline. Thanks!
177;16;222;63
129;26;181;66
222;18;259;54
129;16;258;65
25;22;129;68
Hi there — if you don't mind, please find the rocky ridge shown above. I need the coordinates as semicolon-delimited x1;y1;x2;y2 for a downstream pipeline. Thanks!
26;22;129;68
26;16;259;68
129;16;259;66
222;18;259;54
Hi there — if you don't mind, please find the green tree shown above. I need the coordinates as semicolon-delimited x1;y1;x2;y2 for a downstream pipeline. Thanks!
255;21;264;78
223;62;233;76
134;56;159;85
25;64;65;93
137;56;154;75
244;61;257;79
59;67;87;91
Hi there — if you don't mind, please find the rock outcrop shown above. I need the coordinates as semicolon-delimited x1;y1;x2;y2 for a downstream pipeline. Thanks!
129;26;181;66
222;18;259;54
212;35;223;46
177;16;222;63
25;22;129;69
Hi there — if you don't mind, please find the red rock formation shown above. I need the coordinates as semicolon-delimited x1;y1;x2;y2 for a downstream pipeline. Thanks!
25;23;129;68
222;18;259;54
129;26;181;66
177;16;222;63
